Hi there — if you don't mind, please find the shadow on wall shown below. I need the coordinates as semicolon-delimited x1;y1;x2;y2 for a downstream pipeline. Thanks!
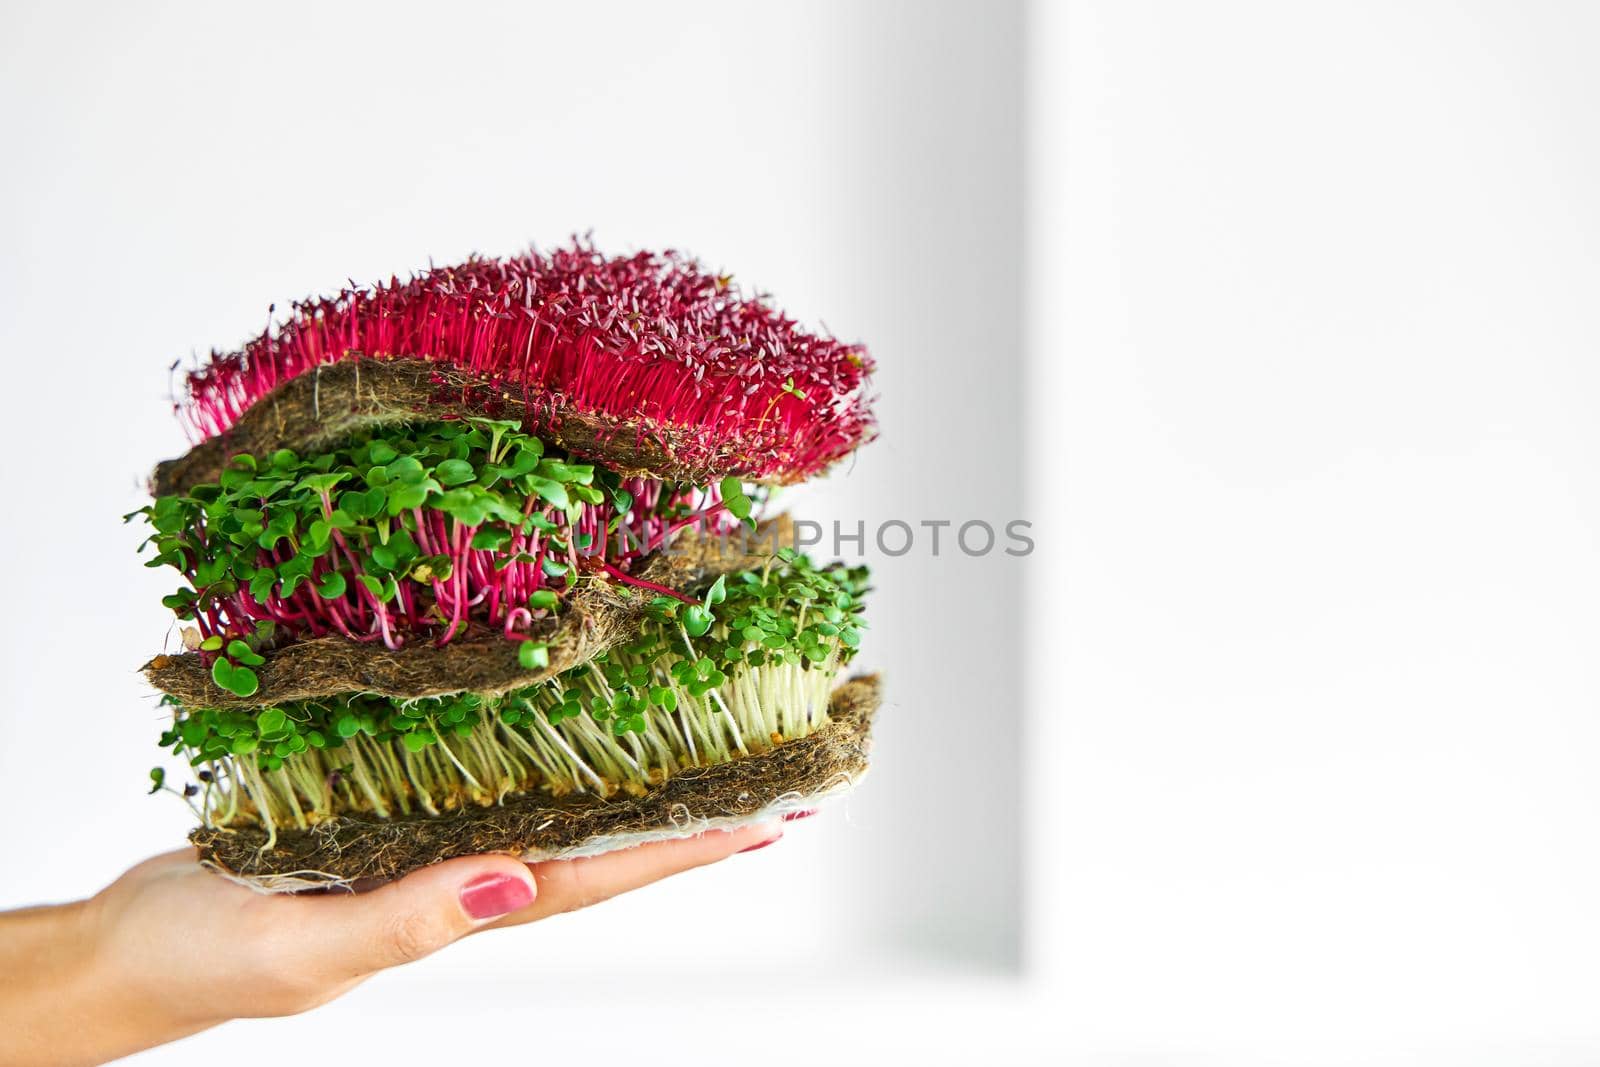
820;0;1026;972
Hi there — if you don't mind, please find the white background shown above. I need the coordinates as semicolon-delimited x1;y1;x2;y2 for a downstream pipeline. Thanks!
1042;0;1600;1061
5;0;1600;1063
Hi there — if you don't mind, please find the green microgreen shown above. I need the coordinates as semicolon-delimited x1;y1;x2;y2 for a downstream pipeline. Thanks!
154;552;870;846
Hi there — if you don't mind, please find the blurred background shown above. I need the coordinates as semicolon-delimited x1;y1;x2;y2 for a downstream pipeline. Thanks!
11;1;1600;1063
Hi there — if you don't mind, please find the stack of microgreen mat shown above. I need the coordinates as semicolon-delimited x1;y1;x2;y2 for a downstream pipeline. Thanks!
136;243;880;890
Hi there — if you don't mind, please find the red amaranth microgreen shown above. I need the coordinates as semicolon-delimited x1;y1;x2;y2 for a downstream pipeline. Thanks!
174;241;876;483
132;419;754;650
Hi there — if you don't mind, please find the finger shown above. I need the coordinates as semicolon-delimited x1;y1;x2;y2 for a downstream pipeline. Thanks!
288;853;537;978
481;819;783;930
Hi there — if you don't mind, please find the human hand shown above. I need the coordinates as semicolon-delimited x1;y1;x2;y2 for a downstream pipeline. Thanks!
0;820;783;1066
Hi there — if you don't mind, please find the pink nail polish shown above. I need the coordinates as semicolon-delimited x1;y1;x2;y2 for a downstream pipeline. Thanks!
460;873;535;919
781;809;817;822
737;834;782;854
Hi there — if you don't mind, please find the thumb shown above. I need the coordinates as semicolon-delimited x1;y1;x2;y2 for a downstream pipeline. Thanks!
306;854;537;975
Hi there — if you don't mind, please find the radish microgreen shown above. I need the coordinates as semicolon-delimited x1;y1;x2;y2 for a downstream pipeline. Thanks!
133;420;758;653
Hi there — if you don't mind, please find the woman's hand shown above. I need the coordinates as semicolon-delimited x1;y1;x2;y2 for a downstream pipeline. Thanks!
0;821;782;1066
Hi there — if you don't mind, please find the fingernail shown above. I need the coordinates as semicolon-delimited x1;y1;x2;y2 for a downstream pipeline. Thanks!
460;873;535;920
737;832;782;854
781;809;817;822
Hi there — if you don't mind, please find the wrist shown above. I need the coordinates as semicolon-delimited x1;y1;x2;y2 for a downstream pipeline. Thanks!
72;889;227;1050
0;894;217;1065
0;900;106;1067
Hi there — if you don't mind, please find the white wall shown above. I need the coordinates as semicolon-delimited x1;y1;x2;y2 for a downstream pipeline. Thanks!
1040;0;1600;1061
